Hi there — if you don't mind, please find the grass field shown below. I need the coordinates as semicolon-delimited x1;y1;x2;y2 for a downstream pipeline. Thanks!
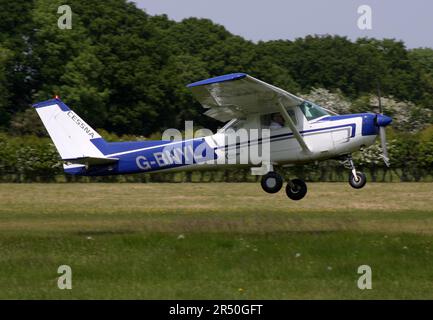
0;182;432;299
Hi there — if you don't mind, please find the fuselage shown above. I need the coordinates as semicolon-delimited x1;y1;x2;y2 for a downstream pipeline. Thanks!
65;112;381;176
32;72;392;202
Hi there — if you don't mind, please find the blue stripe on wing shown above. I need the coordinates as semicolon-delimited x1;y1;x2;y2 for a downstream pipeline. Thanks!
187;73;247;88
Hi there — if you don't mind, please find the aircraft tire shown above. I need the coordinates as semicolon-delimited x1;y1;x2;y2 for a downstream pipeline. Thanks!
285;179;307;200
261;172;283;194
349;171;367;189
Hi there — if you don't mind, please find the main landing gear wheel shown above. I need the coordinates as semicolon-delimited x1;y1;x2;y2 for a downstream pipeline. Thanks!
349;171;367;189
261;172;283;194
285;179;307;200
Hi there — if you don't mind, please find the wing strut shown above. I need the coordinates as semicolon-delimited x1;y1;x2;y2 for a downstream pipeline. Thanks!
277;99;311;153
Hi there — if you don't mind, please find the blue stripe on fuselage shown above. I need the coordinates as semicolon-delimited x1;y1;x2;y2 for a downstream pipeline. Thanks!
219;123;357;151
90;138;173;155
76;138;217;176
318;113;378;136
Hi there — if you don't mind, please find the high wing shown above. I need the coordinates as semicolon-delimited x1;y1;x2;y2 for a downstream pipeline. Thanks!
187;73;304;122
187;73;311;153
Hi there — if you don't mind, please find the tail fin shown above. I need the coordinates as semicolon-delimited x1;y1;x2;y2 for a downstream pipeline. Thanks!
33;98;105;160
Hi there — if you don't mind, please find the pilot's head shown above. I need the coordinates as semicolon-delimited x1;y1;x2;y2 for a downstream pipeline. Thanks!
272;113;284;125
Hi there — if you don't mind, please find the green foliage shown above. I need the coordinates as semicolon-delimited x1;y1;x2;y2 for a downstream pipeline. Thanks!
0;132;62;181
409;48;433;105
0;46;13;126
0;0;432;136
9;108;47;136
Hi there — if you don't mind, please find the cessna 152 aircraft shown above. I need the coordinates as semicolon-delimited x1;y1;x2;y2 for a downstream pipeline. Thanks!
33;73;392;200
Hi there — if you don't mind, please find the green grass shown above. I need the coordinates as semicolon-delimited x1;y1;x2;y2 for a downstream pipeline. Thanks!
0;182;432;299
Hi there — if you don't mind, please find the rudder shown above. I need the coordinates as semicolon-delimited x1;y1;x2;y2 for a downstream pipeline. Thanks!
33;98;105;160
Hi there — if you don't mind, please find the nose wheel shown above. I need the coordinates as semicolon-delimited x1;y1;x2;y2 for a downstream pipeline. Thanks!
341;154;367;189
349;171;366;189
261;172;307;200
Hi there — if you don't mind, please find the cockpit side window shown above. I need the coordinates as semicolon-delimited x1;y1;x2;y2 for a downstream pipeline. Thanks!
299;101;330;121
218;119;246;132
261;109;297;130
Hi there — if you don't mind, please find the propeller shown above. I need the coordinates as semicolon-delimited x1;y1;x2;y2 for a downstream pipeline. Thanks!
375;84;392;167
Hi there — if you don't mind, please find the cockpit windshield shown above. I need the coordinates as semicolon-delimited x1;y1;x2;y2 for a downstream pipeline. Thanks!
299;101;331;121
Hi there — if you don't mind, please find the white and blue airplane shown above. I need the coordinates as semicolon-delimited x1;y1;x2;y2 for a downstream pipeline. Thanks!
33;73;392;200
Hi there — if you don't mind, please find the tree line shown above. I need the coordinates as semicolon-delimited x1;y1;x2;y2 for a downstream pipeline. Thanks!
0;0;432;182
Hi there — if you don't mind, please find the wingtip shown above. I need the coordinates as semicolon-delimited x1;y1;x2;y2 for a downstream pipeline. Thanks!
186;72;248;88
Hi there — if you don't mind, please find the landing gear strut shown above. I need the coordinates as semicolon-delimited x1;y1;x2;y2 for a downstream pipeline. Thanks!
341;155;367;189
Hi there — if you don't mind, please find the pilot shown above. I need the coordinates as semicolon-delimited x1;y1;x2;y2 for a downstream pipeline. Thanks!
269;113;285;129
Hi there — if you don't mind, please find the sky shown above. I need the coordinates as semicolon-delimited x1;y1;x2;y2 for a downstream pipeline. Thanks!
135;0;433;49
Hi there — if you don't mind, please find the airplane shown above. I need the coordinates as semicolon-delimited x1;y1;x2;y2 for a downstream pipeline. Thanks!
33;73;392;200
